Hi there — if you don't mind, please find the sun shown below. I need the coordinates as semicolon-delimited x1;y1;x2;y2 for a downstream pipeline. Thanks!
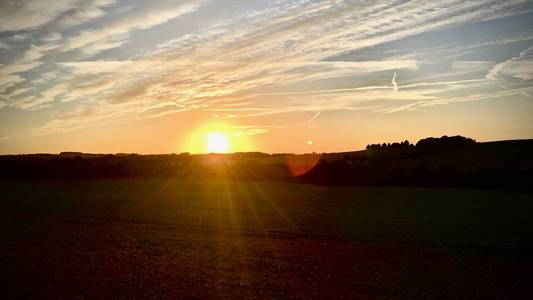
206;132;230;153
182;121;254;154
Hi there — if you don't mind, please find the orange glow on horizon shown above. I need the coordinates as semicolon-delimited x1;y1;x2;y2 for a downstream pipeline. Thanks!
181;121;255;154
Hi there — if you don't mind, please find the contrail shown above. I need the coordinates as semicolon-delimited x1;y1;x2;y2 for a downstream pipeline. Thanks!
307;111;321;124
392;72;398;93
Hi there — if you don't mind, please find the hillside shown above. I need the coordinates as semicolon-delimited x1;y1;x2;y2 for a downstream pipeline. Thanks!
303;138;533;190
1;137;532;190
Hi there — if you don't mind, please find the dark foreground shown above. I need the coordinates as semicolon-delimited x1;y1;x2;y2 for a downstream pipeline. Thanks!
1;179;533;299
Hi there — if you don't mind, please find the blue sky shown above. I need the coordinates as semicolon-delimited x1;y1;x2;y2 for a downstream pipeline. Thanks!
1;0;533;153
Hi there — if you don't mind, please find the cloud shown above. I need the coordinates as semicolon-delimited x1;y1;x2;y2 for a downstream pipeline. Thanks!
232;126;270;137
31;71;60;85
382;85;533;113
0;74;25;94
40;83;70;104
392;72;398;93
1;43;59;76
62;0;205;55
453;61;495;70
38;0;527;129
52;0;116;28
4;87;33;98
0;43;60;95
12;34;29;41
9;95;48;111
41;32;63;43
466;34;533;49
0;0;116;32
383;101;425;113
35;105;98;133
0;0;120;101
1;0;531;135
499;61;533;80
487;46;533;80
0;0;76;32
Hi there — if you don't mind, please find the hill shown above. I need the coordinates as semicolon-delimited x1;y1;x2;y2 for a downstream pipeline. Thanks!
303;138;533;190
1;136;532;190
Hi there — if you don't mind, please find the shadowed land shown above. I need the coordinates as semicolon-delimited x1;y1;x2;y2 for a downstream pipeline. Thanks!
1;137;532;191
1;137;533;298
2;179;533;299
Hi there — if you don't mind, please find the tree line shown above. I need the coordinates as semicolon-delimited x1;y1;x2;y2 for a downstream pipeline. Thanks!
0;136;530;190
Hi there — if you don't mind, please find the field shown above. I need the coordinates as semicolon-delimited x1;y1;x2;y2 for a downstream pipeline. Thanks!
2;179;533;299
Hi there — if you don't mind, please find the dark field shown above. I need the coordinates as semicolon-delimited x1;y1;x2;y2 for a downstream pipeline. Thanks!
1;179;533;299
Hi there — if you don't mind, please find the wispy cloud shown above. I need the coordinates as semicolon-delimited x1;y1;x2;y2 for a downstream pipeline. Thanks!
487;46;533;81
0;0;77;32
1;0;532;136
452;61;495;71
62;0;205;55
0;0;116;34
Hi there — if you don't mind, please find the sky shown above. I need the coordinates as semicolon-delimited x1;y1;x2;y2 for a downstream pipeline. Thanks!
1;0;533;154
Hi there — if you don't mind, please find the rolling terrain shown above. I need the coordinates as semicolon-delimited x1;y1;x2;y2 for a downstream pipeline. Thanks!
2;138;533;298
2;137;532;190
1;179;532;299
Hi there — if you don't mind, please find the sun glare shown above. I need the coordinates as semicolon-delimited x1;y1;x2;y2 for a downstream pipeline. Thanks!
182;122;254;154
206;132;230;153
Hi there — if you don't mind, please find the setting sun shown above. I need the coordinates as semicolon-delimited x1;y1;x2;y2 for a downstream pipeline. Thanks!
182;122;255;154
206;132;230;153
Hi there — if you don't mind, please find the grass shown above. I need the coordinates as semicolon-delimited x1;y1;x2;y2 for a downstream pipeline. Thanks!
2;178;532;246
1;179;533;298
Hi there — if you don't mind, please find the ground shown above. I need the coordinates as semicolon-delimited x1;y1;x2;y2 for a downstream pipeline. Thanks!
1;179;533;299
